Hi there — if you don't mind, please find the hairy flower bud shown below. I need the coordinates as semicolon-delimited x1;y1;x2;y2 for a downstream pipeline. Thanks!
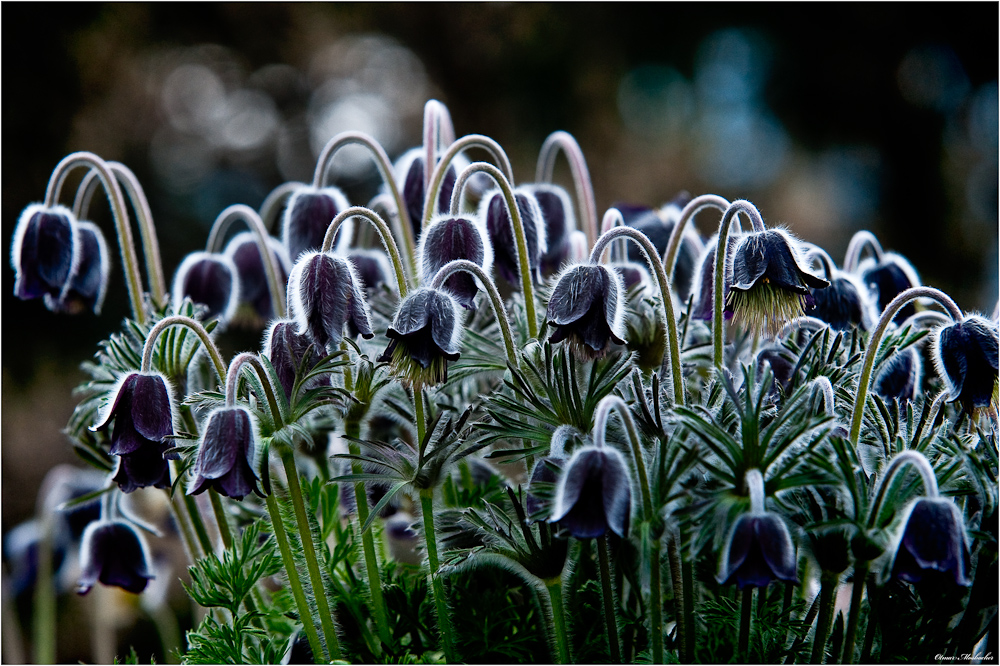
282;185;352;263
378;287;463;387
77;520;154;595
223;231;291;322
12;204;77;304
932;315;999;415
188;406;263;500
479;188;547;285
418;215;493;309
546;263;626;360
890;498;971;587
287;251;374;353
523;183;575;275
549;446;631;539
171;252;240;323
718;512;798;588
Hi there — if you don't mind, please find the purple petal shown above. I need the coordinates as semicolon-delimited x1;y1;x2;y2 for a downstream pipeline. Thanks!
131;374;173;442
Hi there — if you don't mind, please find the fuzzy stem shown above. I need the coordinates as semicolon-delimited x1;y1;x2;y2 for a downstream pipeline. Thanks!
867;450;940;530
841;560;869;664
810;376;836;417
805;246;837;281
739;587;753;663
535;131;598;248
259;181;304;233
597;536;623;663
424;134;514;229
280;452;342;659
810;570;839;664
661;533;680;665
321;206;410;297
312;131;417;279
420;488;457;661
452;161;539;338
746;468;766;515
544;577;571;664
843;230;884;273
713;200;767;370
168;489;203;564
31;513;55;664
430;259;519;367
848;287;963;447
209;490;234;550
662;194;730;279
140;315;226;381
591;223;685;406
264;492;325;663
175;412;215;558
682;558;696;663
224;352;283;428
204;204;287;319
45;151;147;323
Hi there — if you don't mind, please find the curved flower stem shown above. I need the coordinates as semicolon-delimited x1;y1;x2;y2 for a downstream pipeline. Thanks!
168;487;204;563
535;131;598;249
225;352;284;428
747;468;766;515
140;315;227;382
805;245;837;281
662;194;730;279
738;587;753;662
312;131;417;279
45;152;147;323
73;162;168;307
205;204;287;319
420;488;457;661
843;230;884;273
321;206;410;297
259;181;305;233
591;223;685;406
425;134;514;229
430;259;519;367
841;560;870;664
544;577;572;664
810;570;840;664
452;161;538;338
778;316;830;340
597;535;622;663
209;491;234;550
423;99;456;194
280;451;343;660
712;200;767;370
264;492;325;663
867;450;940;530
810;376;836;418
847;287;963;447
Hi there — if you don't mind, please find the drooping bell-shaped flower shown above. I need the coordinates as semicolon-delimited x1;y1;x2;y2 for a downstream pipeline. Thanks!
689;234;740;322
392;147;470;238
718;512;799;588
479;188;547;285
755;344;797;398
525;456;564;520
727;229;829;335
523;183;575;275
77;520;154;595
932;315;999;415
418;214;493;310
618;195;703;301
282;185;351;263
378;287;463;387
45;220;110;316
171;252;240;323
223;231;291;322
263;319;327;401
874;346;921;403
287;251;374;353
549;446;631;539
806;273;873;331
187;406;262;500
546;263;626;360
347;249;395;295
11;204;77;304
890;497;971;587
859;253;921;324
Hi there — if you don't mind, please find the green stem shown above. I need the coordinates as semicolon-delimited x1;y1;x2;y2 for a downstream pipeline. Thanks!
841;561;869;664
848;287;962;447
224;352;284;427
810;571;839;664
651;536;667;664
739;587;753;663
209;491;233;550
182;487;213;557
168;489;203;564
321;206;410;297
535;131;598;248
597;536;622;663
265;492;325;664
545;577;571;664
32;514;55;664
682;558;696;663
424;134;514;229
593;395;653;518
867;450;940;529
842;230;884;273
420;488;457;661
414;387;427;442
140;315;227;381
280;452;342;659
661;194;729;280
860;573;878;662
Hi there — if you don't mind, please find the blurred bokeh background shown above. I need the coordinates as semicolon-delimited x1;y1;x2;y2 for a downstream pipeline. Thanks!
2;3;997;662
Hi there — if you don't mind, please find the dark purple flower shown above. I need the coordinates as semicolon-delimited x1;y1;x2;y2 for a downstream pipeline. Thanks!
859;253;921;324
618;196;703;302
932;315;999;415
77;520;154;595
171;252;239;323
347;249;394;294
378;287;462;387
806;274;872;331
874;346;921;403
281;186;351;263
523;183;575;275
689;234;740;322
223;231;291;322
11;204;77;303
718;512;798;588
393;147;466;238
546;263;626;360
549;446;631;539
263;319;327;401
287;251;374;353
418;215;492;309
526;457;563;520
4;520;68;597
755;345;797;396
891;498;971;587
188;407;262;500
45;220;110;316
479;188;547;285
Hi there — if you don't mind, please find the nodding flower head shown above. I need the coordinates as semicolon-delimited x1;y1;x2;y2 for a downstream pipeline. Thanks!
806;273;874;331
718;512;799;589
618;195;703;301
525;456;564;520
689;234;740;322
77;520;154;595
287;251;373;353
890;497;971;588
859;253;921;323
378;287;463;387
187;406;263;501
393;147;469;237
263;319;328;401
281;185;351;263
546;263;626;360
347;249;395;295
223;232;291;322
932;315;999;415
92;372;177;493
874;345;921;404
523;183;575;275
549;446;631;540
480;188;547;285
11;204;78;304
418;214;493;310
45;220;110;316
727;229;829;335
171;252;240;323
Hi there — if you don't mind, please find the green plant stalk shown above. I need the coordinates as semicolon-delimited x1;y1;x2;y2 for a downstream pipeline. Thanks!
860;573;878;662
535;131;598;248
420;488;457;661
682;558;696;663
140;315;227;382
264;493;325;664
597;535;622;663
31;514;55;664
651;536;668;664
661;194;729;281
811;571;840;664
544;577;571;664
841;561;869;664
321;206;410;297
739;587;753;663
280;452;342;660
168;490;203;563
174;415;215;560
424;134;515;228
209;490;234;550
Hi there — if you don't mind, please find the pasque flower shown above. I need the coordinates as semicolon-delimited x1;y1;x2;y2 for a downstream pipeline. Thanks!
546;263;626;360
523;183;575;275
46;220;110;316
378;287;463;387
77;520;154;595
393;147;468;237
223;231;290;322
187;406;262;500
263;319;328;401
282;185;351;263
287;251;374;353
859;253;921;323
874;346;921;403
11;204;77;304
549;445;631;539
806;274;872;331
619;195;703;301
418;215;493;309
932;314;999;415
347;249;394;294
890;497;971;587
171;251;240;323
479;188;547;285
